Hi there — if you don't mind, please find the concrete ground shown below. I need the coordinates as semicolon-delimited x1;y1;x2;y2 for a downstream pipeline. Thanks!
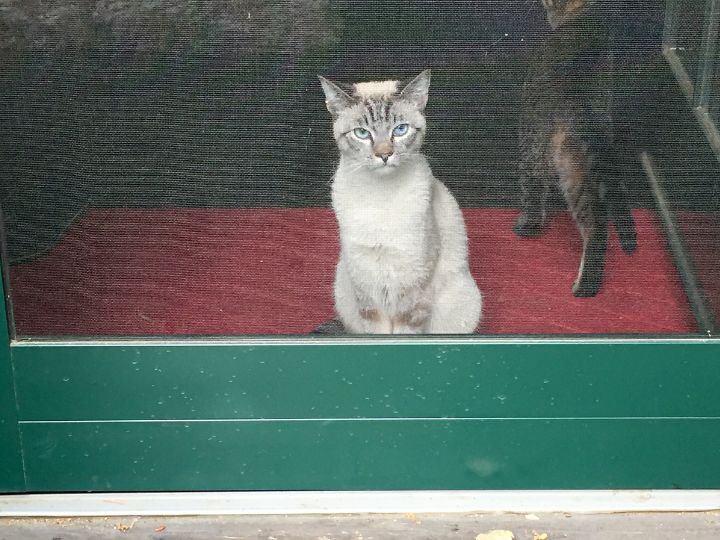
1;512;719;540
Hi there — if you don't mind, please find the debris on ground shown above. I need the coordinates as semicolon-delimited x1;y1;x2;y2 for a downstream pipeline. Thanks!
475;530;515;540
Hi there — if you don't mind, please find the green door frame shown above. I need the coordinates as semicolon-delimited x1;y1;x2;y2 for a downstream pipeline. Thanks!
7;337;719;492
1;0;720;494
0;273;25;492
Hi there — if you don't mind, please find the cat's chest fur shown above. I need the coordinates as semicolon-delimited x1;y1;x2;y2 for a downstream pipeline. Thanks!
332;159;434;249
331;158;438;300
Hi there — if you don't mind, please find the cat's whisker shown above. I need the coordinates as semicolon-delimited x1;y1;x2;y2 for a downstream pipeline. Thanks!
344;161;369;175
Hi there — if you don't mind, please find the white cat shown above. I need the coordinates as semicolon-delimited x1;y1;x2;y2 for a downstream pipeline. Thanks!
319;70;482;334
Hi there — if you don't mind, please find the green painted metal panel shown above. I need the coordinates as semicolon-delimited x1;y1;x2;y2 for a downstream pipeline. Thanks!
0;277;25;492
19;418;720;491
11;338;720;491
0;359;24;491
12;341;720;421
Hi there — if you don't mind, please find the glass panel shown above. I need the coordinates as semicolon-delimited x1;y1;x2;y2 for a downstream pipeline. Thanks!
668;0;709;92
676;12;720;330
0;0;716;337
709;25;720;130
668;1;720;331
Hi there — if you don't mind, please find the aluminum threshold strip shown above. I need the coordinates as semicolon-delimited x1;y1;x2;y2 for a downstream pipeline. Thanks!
0;490;719;517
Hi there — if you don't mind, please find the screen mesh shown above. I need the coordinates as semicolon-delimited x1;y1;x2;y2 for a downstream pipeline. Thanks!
1;0;717;337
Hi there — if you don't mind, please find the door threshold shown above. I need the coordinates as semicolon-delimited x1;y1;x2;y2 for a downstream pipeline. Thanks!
1;490;719;517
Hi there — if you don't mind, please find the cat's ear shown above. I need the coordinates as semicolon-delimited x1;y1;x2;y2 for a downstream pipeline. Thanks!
399;70;431;111
319;76;355;117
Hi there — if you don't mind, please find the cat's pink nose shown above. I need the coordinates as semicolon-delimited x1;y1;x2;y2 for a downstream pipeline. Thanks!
374;142;394;163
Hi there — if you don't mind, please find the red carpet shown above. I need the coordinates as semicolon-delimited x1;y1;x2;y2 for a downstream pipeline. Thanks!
10;208;694;336
676;210;720;323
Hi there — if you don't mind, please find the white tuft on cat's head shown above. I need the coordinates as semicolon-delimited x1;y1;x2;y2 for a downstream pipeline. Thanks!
353;80;399;99
319;70;431;174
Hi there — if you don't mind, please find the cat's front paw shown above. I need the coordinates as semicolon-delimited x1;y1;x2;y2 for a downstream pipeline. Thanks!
394;300;431;333
572;276;602;297
513;213;545;238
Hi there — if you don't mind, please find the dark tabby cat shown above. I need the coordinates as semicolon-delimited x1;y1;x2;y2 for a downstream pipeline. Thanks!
516;0;637;296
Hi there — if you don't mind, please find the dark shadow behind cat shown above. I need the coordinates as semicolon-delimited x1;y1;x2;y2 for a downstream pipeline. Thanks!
516;0;637;297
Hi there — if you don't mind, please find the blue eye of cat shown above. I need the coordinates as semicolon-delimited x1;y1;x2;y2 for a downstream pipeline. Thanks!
353;128;371;139
393;123;410;137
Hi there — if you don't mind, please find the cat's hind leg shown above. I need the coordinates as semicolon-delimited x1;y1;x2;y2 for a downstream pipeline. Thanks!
552;130;609;297
605;176;638;254
515;129;550;237
572;218;608;297
427;272;482;334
